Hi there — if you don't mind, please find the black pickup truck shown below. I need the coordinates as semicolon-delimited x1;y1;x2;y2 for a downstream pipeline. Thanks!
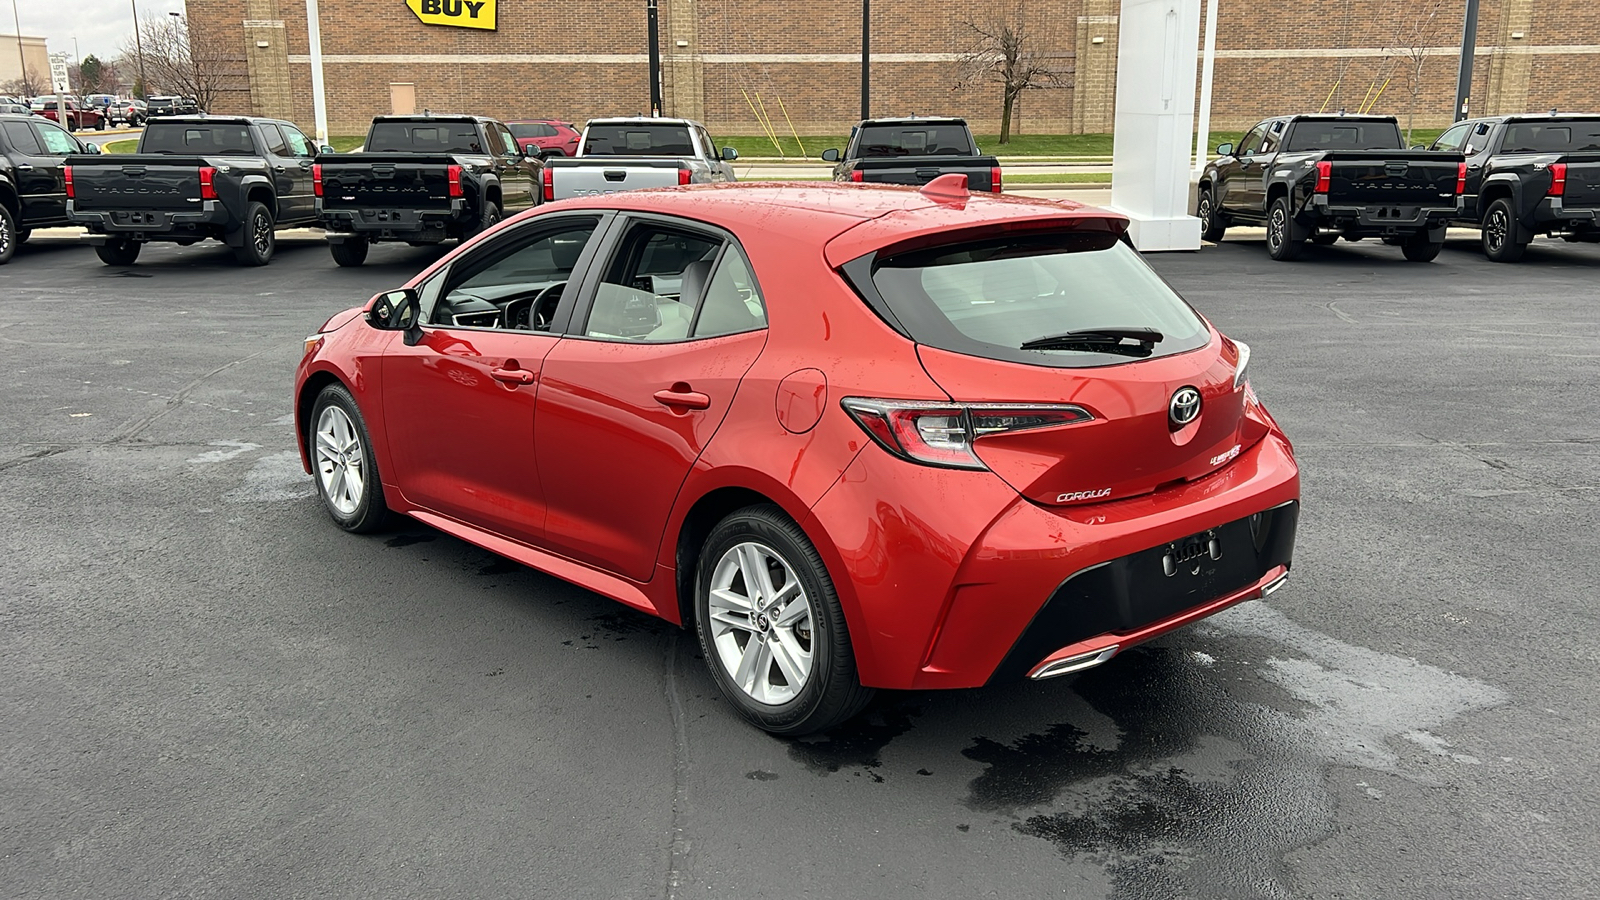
1428;114;1600;262
1199;115;1466;261
315;115;541;266
0;112;105;265
821;117;1002;193
65;116;325;266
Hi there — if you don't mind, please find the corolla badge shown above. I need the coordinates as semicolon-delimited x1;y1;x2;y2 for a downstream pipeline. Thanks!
1170;386;1202;427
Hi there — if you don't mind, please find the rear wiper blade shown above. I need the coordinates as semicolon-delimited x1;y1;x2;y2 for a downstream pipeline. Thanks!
1020;327;1165;352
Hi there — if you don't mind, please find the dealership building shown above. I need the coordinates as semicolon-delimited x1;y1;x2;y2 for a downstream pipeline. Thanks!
188;0;1600;138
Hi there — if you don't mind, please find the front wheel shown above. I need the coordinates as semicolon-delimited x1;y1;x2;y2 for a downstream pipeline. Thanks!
1401;232;1444;262
1481;198;1528;263
1265;196;1306;261
694;506;874;735
94;238;141;266
329;237;369;267
310;383;390;533
233;201;275;266
1198;187;1227;242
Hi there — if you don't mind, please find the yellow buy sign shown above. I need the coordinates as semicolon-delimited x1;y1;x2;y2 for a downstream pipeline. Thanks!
405;0;496;30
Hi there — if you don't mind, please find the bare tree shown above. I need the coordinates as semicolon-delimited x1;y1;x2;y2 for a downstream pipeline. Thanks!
954;4;1068;144
120;14;230;109
3;66;44;97
1381;0;1450;144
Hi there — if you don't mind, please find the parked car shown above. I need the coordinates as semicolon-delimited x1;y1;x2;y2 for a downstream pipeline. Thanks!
0;102;30;115
0;113;104;263
315;114;542;266
543;117;737;201
145;96;200;119
821;117;1002;192
293;177;1300;734
506;119;581;157
31;97;106;131
1199;114;1466;261
64;115;323;266
1427;113;1600;262
109;98;146;127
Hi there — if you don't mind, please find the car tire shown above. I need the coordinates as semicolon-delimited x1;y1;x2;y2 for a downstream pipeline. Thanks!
94;238;141;266
1265;195;1305;261
329;237;369;267
467;202;501;240
310;382;391;533
16;227;30;244
232;201;275;266
1198;187;1227;242
0;204;16;264
1401;233;1444;262
95;118;105;131
1481;198;1528;263
1311;233;1339;245
694;505;874;736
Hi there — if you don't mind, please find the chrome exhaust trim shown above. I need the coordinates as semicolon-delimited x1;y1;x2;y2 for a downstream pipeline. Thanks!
1261;571;1289;597
1029;645;1120;680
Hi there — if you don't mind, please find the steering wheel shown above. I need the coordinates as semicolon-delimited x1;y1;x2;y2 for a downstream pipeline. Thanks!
528;281;567;331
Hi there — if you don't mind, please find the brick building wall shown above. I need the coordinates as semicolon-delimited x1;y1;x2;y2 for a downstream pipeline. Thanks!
186;0;1600;139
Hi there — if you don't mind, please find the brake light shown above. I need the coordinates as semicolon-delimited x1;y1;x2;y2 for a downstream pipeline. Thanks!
199;166;217;200
542;166;554;201
447;164;464;198
991;166;1003;193
63;165;74;199
312;163;323;198
1549;162;1567;197
1456;162;1468;195
840;398;1093;470
678;167;692;186
1314;161;1331;194
850;170;865;183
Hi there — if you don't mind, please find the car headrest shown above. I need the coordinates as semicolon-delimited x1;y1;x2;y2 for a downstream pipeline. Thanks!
678;260;714;308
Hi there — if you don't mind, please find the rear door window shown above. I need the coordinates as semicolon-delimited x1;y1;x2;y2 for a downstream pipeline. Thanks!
259;124;288;155
580;221;765;342
3;121;41;154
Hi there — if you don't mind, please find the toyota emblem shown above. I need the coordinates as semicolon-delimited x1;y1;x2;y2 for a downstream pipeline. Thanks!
1169;387;1202;427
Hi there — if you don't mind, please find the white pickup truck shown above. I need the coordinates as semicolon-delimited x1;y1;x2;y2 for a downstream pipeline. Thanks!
542;117;739;201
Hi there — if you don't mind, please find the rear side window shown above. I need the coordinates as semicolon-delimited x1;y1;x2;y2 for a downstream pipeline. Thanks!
855;124;974;157
1283;121;1403;151
582;125;694;156
854;232;1210;368
1501;120;1600;153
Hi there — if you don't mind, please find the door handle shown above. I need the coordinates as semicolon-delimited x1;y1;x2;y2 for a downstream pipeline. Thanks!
654;388;711;411
490;365;536;385
16;164;33;171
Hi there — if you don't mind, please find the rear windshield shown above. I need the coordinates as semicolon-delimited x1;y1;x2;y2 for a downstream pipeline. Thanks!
1283;121;1403;151
582;124;694;156
1501;120;1600;153
855;124;975;157
861;233;1210;368
141;124;255;154
366;122;486;153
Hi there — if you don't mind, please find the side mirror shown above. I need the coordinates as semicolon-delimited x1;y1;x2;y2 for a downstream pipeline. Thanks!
367;288;422;343
821;148;840;162
721;146;739;161
319;144;335;154
1410;145;1426;151
82;142;102;154
1215;142;1234;157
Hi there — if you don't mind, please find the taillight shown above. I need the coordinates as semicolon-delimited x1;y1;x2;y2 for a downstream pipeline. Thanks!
312;163;323;198
63;165;74;199
1314;161;1331;194
542;166;554;201
850;170;865;183
199;166;217;200
840;398;1093;470
447;164;464;198
991;166;1003;193
1549;162;1567;198
677;166;692;186
1456;162;1468;195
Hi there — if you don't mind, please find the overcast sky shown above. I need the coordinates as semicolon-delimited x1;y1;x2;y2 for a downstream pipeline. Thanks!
6;0;189;63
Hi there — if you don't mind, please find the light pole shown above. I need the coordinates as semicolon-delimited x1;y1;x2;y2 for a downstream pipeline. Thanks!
9;0;29;96
130;0;147;99
1452;0;1481;121
646;0;661;116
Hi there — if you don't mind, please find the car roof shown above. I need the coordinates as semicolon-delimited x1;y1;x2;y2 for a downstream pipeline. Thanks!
857;117;969;126
586;116;704;127
1502;113;1600;122
371;114;491;124
146;115;256;125
539;182;1122;261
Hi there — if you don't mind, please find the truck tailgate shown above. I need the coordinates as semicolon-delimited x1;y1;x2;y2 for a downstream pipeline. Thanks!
316;154;455;211
850;156;1000;191
546;158;686;198
64;154;206;212
1560;153;1600;206
1324;150;1463;205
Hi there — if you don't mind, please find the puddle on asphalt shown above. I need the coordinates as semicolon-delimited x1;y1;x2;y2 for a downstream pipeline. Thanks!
222;451;314;503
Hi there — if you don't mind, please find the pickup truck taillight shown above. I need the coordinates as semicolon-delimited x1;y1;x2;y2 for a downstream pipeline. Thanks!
312;163;323;198
1548;162;1567;198
1314;161;1331;194
447;164;464;198
850;170;864;183
991;166;1003;193
199;166;218;201
678;167;692;186
1456;162;1468;195
63;165;74;199
542;166;554;201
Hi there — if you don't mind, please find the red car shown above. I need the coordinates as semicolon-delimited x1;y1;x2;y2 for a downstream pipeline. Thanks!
506;119;581;157
294;179;1300;734
32;98;106;131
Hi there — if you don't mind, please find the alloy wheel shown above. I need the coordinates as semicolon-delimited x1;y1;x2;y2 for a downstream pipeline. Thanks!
314;405;365;515
707;541;815;705
253;213;272;256
1485;209;1507;253
0;214;10;258
1198;195;1212;232
1268;207;1285;248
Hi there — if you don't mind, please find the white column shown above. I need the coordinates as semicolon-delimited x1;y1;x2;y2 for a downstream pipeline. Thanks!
1193;0;1219;174
305;0;330;145
1108;0;1203;251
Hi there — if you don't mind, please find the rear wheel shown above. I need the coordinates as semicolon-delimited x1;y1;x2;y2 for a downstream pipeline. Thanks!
94;238;141;266
0;204;16;264
329;237;369;267
1198;187;1227;242
467;202;502;240
1481;198;1528;263
694;505;874;735
310;383;390;533
232;201;275;266
1265;196;1305;261
1401;232;1444;262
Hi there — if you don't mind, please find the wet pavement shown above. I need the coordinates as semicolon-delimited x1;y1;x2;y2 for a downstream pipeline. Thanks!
2;230;1597;898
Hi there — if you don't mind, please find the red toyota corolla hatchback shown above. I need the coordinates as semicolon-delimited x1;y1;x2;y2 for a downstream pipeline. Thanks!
294;180;1299;734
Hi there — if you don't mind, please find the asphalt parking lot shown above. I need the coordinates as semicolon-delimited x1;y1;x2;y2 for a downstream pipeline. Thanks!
3;229;1597;899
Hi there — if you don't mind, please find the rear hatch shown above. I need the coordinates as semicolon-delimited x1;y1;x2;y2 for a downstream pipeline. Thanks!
65;154;206;212
841;226;1264;507
316;153;459;211
1323;150;1463;205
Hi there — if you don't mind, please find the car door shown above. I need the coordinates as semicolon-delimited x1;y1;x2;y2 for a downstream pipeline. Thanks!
275;123;319;223
1240;120;1282;213
1459;121;1499;213
16;119;81;225
1219;123;1266;214
534;214;770;582
1431;120;1477;217
488;123;535;211
381;213;613;546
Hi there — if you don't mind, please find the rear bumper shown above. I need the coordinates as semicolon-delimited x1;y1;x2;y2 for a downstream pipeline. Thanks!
1310;196;1462;236
320;201;466;242
1530;197;1600;231
68;200;231;242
